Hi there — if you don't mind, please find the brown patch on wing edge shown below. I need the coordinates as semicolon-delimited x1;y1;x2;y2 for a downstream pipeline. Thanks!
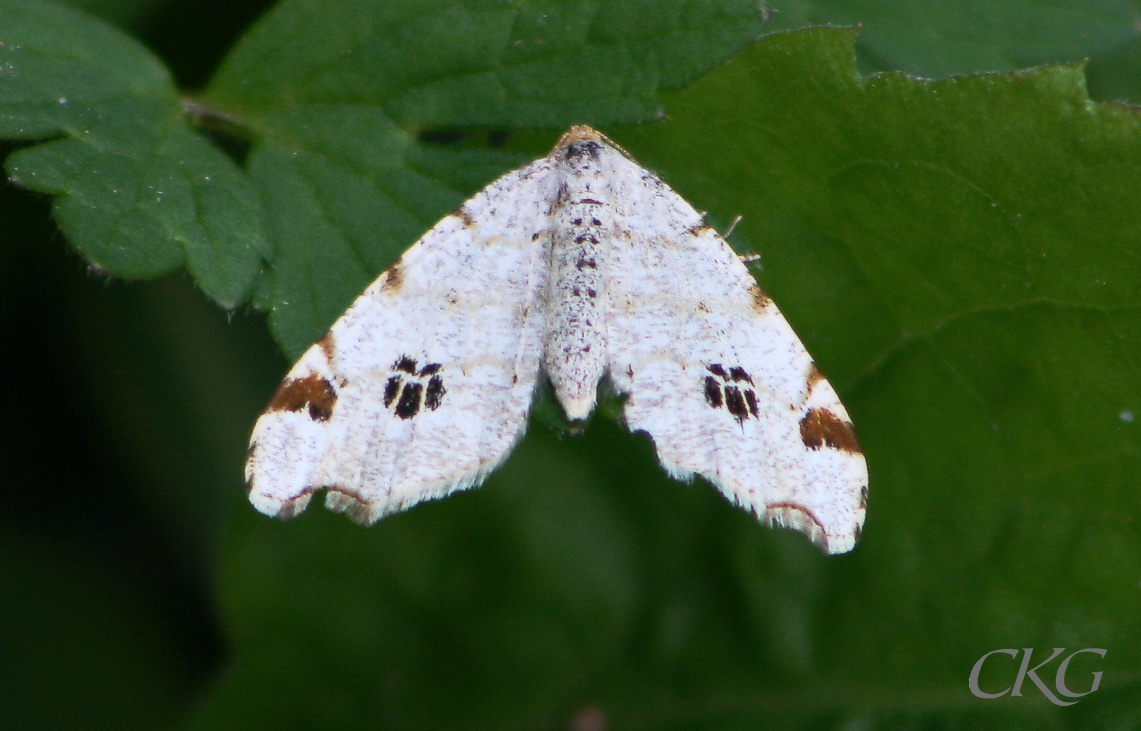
273;488;318;520
763;503;828;552
806;362;825;390
382;262;404;293
268;373;337;422
325;487;373;523
749;283;772;312
799;407;861;454
248;486;318;520
318;332;336;364
454;205;475;228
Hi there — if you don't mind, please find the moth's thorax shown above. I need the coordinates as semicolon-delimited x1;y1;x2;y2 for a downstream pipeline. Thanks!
542;140;613;420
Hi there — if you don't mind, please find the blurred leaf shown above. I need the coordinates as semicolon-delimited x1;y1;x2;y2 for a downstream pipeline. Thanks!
193;26;1141;730
765;0;1141;101
1086;31;1141;103
0;0;269;308
58;0;173;30
802;0;1139;74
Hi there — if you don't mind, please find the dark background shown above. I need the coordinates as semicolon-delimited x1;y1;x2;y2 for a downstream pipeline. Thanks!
0;0;275;725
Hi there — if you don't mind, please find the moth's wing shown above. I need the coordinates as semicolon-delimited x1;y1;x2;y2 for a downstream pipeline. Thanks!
603;158;868;554
246;159;555;523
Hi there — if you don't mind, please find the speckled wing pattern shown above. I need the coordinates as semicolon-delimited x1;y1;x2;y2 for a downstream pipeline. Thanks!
246;159;556;524
246;127;868;553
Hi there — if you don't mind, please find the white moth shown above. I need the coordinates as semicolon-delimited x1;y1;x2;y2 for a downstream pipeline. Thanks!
246;127;868;553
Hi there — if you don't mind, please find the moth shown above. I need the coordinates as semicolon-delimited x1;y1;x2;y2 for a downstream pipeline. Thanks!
246;127;868;553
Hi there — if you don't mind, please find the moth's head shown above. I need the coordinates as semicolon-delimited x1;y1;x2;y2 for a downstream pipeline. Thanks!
555;125;603;148
552;125;633;162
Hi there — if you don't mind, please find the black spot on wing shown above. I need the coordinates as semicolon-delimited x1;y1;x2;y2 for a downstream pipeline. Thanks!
724;386;749;423
704;376;723;408
384;376;402;407
703;363;760;421
386;359;447;418
707;363;728;379
728;366;753;385
744;389;759;417
394;382;423;419
425;376;446;410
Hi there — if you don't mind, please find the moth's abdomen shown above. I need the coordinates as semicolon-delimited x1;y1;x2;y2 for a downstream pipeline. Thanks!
543;144;613;421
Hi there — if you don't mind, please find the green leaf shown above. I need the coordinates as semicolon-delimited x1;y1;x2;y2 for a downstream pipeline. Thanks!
200;0;770;356
764;0;1141;104
807;0;1137;73
0;0;268;308
208;0;769;126
193;26;1141;730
